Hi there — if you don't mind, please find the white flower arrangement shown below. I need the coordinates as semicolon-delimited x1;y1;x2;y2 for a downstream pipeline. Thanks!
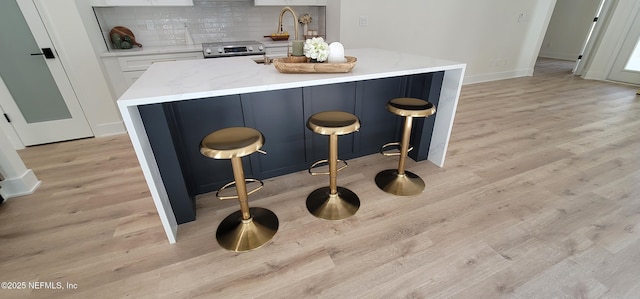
303;37;329;62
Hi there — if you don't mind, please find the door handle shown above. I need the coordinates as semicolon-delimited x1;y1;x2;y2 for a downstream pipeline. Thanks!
30;48;55;59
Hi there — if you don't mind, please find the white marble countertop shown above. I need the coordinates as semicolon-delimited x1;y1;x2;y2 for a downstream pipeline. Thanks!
118;48;466;106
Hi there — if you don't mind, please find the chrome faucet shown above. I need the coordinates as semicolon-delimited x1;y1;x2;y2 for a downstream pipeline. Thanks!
278;6;299;40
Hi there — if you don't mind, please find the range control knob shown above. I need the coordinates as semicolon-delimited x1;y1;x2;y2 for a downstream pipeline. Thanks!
258;45;264;51
217;47;223;53
205;48;212;54
248;46;254;52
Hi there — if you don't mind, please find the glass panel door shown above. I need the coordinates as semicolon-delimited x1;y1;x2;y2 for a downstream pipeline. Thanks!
0;0;71;124
0;0;92;146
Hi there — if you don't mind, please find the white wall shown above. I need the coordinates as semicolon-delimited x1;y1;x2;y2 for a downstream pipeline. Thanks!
0;80;39;200
539;0;601;61
74;0;111;59
33;0;125;137
328;0;557;84
325;0;341;43
0;78;24;149
0;122;40;200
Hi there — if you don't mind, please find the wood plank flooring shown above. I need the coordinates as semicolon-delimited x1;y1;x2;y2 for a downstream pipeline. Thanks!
1;58;639;298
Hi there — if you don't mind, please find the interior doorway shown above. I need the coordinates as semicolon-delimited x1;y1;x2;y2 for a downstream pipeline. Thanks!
0;0;93;147
538;0;605;73
573;0;607;73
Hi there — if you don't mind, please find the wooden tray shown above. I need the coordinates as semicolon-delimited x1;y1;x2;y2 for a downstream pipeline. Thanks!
273;56;357;74
264;34;289;41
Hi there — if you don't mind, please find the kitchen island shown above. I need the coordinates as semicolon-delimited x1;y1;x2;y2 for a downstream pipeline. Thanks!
118;48;466;243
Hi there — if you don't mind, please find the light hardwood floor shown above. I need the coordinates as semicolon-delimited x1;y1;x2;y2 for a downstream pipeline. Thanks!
2;58;639;298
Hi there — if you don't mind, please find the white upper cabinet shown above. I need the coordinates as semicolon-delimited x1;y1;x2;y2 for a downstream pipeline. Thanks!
91;0;194;7
253;0;327;6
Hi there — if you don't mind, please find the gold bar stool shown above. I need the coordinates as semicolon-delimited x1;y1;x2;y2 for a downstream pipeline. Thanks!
375;98;436;196
200;127;278;252
306;111;361;220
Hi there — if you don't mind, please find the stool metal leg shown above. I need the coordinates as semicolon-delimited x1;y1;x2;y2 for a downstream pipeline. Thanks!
216;156;278;252
329;134;339;195
375;115;426;196
397;115;412;175
307;134;360;220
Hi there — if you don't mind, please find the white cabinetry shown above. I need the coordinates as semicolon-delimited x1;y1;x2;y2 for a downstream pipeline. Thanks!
253;0;327;6
103;52;202;98
91;0;193;7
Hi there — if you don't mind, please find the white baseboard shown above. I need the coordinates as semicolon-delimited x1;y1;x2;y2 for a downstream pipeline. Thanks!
92;121;126;137
538;52;577;61
582;70;607;81
0;169;41;199
464;69;534;85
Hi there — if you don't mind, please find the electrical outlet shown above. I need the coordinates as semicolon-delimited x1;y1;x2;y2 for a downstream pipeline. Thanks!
359;16;368;27
146;20;154;30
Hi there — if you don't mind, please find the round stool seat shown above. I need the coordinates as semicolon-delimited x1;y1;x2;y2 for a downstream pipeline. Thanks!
200;127;264;159
387;98;436;117
307;111;360;136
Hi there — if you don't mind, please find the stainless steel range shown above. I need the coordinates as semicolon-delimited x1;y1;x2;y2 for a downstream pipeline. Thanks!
202;40;265;58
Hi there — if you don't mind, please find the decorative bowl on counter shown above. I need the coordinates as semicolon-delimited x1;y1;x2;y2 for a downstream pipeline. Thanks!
272;56;357;74
110;26;142;49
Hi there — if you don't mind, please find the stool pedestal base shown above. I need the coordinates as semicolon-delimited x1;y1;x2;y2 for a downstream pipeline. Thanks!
216;207;279;252
306;186;360;220
375;169;425;196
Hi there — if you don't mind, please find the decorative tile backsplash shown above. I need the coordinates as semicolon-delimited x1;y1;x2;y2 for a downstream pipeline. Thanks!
94;0;325;49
